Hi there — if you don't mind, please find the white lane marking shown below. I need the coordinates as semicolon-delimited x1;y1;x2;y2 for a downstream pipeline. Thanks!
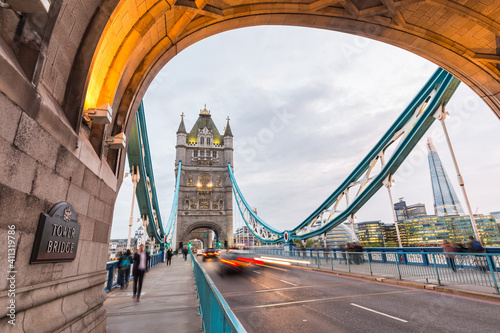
350;303;408;323
254;271;261;274
280;279;297;286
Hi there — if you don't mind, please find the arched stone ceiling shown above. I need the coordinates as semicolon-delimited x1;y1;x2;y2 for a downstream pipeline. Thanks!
74;0;500;168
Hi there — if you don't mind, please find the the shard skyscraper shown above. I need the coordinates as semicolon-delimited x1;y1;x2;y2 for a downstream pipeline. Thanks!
427;138;465;216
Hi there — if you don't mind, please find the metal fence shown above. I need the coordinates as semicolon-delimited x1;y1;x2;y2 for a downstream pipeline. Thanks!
253;248;500;294
105;251;164;292
191;252;247;333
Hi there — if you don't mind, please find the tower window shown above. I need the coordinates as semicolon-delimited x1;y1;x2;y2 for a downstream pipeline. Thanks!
207;138;211;145
212;151;217;158
194;150;198;157
200;137;204;145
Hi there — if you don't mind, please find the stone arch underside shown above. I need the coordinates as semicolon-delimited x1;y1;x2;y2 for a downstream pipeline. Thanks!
65;0;500;175
178;221;225;245
2;1;500;332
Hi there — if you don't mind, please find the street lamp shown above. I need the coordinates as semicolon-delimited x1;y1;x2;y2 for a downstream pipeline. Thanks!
126;166;140;250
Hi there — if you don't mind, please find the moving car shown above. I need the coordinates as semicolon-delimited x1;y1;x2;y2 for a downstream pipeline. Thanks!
202;248;220;261
196;249;204;256
218;250;263;276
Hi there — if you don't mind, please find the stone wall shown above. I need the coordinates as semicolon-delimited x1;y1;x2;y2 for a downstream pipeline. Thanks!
0;88;116;331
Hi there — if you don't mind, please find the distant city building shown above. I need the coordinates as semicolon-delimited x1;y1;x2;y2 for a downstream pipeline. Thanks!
357;221;385;247
427;138;465;216
234;225;258;247
402;214;500;247
407;203;427;218
134;225;149;246
108;238;138;260
325;223;358;247
490;211;500;232
404;216;450;246
383;223;408;247
394;198;408;223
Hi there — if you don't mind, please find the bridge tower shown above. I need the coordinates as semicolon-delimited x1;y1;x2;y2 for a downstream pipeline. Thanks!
175;106;233;250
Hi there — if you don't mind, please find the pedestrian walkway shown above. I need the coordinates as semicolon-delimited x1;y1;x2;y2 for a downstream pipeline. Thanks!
105;254;202;332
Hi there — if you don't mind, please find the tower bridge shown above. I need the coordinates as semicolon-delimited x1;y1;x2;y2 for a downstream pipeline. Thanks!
175;106;234;250
2;1;500;331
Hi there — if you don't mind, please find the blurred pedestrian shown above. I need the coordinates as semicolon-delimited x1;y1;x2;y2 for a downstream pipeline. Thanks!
166;248;173;266
347;243;354;264
440;240;457;272
353;243;363;264
182;247;188;261
339;244;347;264
118;249;132;288
467;235;487;272
133;244;150;302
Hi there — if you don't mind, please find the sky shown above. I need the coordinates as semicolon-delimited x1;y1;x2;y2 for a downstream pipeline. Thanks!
110;26;500;240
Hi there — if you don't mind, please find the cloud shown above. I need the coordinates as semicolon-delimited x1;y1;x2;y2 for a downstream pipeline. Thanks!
111;26;500;239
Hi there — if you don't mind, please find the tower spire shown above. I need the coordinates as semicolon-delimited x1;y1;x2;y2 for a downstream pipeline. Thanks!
427;137;464;216
176;113;186;134
224;116;233;137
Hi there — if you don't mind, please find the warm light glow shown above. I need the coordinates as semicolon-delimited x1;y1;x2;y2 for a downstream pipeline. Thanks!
258;256;310;265
83;1;170;110
196;182;202;188
237;257;264;265
255;257;292;266
220;259;239;267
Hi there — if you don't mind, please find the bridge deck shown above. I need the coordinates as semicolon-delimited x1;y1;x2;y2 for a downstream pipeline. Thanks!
104;254;201;332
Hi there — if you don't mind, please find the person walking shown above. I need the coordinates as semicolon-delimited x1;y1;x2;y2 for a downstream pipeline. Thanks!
182;247;188;261
440;240;457;272
166;248;173;266
118;249;133;288
467;235;487;272
132;245;150;302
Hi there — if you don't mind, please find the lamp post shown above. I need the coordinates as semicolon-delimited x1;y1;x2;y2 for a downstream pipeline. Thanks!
141;215;149;247
127;166;140;250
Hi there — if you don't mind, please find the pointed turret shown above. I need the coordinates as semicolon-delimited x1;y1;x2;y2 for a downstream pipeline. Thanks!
224;117;233;137
176;113;187;164
177;113;187;134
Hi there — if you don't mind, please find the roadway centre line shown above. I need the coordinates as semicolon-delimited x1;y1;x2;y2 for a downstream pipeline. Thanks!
350;303;408;323
280;279;297;286
223;281;389;297
232;289;421;311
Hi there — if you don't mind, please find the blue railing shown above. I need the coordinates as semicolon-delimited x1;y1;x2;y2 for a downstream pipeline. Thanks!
191;252;247;333
253;247;500;294
105;251;165;292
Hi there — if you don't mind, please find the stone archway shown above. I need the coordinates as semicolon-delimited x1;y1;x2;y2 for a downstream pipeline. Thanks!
178;221;227;249
64;0;500;179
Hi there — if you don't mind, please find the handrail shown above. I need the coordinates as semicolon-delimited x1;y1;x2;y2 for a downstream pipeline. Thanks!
252;247;499;294
191;252;247;332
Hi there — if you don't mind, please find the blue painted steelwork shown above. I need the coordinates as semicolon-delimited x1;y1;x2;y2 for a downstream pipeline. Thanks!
105;251;164;292
128;101;164;243
164;161;182;248
127;102;182;245
229;68;460;242
191;252;247;332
